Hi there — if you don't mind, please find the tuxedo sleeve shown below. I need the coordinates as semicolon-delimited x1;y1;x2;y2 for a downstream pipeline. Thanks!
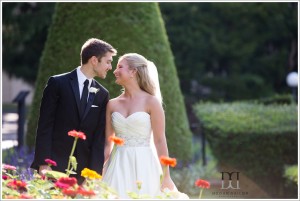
31;77;59;170
89;92;109;174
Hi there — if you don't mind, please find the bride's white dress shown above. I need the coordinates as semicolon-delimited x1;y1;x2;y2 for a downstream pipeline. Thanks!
102;112;163;198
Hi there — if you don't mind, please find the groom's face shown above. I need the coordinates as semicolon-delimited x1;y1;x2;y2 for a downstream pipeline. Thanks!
94;52;114;79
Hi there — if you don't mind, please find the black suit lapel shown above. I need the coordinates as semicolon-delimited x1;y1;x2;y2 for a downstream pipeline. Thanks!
82;80;99;120
69;70;81;116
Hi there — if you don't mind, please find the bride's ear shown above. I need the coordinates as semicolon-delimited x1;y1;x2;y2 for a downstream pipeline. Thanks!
130;68;137;77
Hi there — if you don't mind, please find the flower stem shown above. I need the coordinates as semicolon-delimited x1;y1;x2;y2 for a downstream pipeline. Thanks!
199;188;203;199
160;166;167;185
67;137;78;176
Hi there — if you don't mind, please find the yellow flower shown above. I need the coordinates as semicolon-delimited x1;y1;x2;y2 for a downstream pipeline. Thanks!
81;168;102;179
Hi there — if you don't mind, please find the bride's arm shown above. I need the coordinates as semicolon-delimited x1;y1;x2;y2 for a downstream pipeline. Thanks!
104;100;115;163
149;97;177;191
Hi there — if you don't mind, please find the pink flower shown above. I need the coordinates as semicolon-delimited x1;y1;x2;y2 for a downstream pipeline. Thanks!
2;175;10;180
19;194;34;199
68;130;86;140
54;177;78;189
58;177;77;186
3;164;17;171
55;181;70;189
45;159;57;167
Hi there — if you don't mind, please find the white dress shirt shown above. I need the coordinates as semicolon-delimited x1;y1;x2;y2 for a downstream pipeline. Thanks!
76;66;92;99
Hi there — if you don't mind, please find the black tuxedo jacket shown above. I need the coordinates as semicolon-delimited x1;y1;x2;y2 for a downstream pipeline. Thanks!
31;69;108;182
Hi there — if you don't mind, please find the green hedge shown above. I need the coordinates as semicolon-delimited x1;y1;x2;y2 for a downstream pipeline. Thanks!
255;93;295;105
193;102;298;198
26;2;192;162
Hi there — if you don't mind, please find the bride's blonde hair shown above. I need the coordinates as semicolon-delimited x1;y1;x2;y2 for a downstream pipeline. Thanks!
119;53;156;96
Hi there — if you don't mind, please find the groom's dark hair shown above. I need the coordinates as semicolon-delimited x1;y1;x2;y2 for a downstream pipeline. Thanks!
80;38;117;65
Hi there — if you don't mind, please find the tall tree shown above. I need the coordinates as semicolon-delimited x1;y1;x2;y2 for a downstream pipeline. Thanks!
160;2;298;101
26;3;193;162
2;2;55;83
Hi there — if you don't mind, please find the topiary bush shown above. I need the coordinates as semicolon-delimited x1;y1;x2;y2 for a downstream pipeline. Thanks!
255;93;295;105
193;102;298;198
283;165;298;197
26;2;192;162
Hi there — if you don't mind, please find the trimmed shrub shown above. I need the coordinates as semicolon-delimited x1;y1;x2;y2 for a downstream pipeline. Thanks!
193;102;298;198
256;93;295;105
26;2;192;162
283;165;298;196
284;165;298;185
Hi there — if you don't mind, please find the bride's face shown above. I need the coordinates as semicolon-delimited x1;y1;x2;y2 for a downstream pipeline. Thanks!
113;59;133;85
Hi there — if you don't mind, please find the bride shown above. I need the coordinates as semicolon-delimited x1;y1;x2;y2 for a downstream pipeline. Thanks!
102;53;188;199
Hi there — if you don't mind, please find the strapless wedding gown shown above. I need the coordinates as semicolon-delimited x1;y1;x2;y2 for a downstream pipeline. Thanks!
102;112;163;199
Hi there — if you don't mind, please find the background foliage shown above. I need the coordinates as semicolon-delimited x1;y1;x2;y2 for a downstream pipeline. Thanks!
25;2;193;162
160;2;298;101
2;2;297;100
193;102;298;198
2;3;55;84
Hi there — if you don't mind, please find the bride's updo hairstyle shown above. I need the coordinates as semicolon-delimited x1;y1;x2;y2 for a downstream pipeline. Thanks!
119;53;156;96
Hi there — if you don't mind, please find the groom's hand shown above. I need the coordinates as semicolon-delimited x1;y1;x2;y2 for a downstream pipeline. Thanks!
39;165;52;175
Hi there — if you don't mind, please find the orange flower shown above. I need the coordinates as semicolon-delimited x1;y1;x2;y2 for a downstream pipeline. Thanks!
195;179;210;199
68;130;86;140
62;188;78;197
77;186;96;197
195;179;210;189
109;136;124;145
5;195;19;199
7;180;27;190
159;156;177;167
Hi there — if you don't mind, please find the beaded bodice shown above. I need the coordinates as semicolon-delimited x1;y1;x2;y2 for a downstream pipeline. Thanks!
111;112;151;147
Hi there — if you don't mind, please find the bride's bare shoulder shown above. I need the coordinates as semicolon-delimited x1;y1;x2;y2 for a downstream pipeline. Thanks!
109;94;124;103
107;94;124;109
146;94;161;109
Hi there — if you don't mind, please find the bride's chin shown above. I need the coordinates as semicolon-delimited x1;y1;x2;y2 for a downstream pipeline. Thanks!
115;80;121;85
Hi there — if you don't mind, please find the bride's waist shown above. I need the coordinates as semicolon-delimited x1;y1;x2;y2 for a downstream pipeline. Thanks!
121;142;150;147
116;145;151;149
116;135;151;147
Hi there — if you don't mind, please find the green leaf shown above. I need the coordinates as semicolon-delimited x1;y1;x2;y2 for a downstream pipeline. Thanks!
70;156;77;171
45;170;68;180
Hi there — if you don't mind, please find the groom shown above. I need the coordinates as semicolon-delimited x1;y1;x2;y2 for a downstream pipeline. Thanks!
30;38;117;184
